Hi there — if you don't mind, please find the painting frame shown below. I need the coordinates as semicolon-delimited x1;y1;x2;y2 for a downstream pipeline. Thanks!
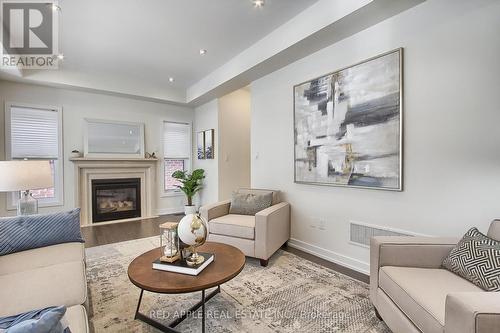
197;131;205;159
204;129;215;159
83;118;145;159
293;48;404;191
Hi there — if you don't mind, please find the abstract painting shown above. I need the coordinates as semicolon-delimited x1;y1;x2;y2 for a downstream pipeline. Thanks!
204;129;214;159
197;131;205;159
294;49;402;190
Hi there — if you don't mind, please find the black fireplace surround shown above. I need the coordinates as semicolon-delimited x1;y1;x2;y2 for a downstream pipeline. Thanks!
91;178;141;223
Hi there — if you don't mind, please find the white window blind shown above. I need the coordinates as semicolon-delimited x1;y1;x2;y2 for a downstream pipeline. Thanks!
163;122;190;159
9;106;60;159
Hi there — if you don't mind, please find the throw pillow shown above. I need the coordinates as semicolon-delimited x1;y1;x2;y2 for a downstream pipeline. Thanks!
1;306;70;333
229;192;273;216
442;227;500;291
0;209;84;256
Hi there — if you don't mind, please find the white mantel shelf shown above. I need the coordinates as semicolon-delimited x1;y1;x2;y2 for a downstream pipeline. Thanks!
70;157;158;162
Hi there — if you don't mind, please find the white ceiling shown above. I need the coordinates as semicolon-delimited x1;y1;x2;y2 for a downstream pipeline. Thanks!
1;0;425;105
57;0;318;89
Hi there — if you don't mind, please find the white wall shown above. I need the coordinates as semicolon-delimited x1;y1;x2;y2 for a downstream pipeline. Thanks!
193;99;219;206
218;89;251;200
193;89;252;205
251;0;500;273
0;80;194;217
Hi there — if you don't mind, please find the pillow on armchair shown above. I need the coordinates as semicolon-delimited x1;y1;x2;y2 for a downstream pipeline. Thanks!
229;192;273;216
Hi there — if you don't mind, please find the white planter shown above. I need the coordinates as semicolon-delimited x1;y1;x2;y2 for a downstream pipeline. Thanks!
184;205;197;215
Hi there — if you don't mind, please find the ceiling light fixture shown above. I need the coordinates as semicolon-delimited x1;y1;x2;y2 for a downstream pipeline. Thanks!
199;49;207;55
253;0;264;8
169;77;175;83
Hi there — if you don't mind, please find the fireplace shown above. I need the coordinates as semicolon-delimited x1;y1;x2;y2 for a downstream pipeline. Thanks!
91;178;141;223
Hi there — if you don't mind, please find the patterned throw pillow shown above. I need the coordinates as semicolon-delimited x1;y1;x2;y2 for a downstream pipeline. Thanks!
229;192;273;216
443;227;500;291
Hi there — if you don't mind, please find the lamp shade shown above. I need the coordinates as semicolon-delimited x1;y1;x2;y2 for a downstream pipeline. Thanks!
0;161;54;192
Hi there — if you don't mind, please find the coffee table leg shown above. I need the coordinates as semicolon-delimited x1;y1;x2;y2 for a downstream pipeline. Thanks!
202;289;206;333
134;286;221;333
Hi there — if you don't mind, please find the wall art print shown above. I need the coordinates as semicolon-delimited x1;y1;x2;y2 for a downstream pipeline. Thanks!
197;129;215;160
294;48;403;191
197;131;205;159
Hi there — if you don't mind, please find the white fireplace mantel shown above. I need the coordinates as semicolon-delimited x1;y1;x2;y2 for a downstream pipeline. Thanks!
70;158;158;226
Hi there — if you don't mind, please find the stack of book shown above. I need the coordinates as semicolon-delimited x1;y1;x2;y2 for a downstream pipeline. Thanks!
152;253;214;276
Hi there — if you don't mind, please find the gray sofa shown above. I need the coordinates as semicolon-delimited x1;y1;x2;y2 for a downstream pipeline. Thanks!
0;242;89;332
200;188;290;266
370;220;500;333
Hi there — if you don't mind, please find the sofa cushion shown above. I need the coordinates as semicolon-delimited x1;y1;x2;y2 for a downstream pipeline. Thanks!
0;243;87;318
237;188;280;205
208;233;255;257
65;305;88;333
209;214;255;240
443;227;500;291
379;266;482;333
0;209;84;256
229;192;273;216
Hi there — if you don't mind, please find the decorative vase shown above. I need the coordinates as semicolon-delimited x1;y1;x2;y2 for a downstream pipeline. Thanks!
184;205;197;215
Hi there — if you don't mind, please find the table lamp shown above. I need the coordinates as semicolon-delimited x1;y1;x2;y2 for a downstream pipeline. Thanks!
0;160;54;215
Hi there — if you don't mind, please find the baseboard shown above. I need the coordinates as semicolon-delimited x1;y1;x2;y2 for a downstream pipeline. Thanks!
154;207;184;215
287;238;370;275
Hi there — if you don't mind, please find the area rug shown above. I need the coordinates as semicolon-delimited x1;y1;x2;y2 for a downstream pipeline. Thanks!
85;237;390;332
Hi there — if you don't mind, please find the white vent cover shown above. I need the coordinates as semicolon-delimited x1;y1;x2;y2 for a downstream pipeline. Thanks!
350;222;412;247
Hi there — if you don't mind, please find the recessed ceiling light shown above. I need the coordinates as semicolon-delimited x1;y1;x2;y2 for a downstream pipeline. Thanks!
169;77;174;83
199;49;207;55
47;3;61;11
253;0;264;8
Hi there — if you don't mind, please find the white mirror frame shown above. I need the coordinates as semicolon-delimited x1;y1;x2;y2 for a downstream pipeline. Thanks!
83;118;145;159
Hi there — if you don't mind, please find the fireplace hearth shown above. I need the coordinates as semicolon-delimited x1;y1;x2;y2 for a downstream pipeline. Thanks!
91;178;141;223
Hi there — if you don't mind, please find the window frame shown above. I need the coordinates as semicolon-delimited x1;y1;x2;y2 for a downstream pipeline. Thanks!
161;120;192;197
5;102;64;209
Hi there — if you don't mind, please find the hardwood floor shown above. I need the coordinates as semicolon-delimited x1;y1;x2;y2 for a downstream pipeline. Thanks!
81;215;369;283
81;214;183;248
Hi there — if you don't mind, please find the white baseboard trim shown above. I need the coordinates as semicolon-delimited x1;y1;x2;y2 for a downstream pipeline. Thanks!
155;207;184;216
287;238;370;275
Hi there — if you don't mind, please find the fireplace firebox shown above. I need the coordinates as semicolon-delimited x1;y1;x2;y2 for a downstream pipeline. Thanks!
91;178;141;223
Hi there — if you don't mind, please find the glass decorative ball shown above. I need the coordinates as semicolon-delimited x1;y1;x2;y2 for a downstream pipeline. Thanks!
177;214;208;248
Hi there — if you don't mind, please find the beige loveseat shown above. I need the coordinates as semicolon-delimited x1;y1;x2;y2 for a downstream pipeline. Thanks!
0;242;89;332
370;220;500;333
200;188;290;266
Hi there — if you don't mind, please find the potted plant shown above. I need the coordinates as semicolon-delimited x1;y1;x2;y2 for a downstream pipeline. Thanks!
171;169;205;215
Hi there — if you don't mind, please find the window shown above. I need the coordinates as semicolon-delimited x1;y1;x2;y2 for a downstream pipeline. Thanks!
5;103;63;207
162;121;191;193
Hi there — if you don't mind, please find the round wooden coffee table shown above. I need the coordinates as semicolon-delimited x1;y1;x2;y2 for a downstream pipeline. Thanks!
128;242;245;333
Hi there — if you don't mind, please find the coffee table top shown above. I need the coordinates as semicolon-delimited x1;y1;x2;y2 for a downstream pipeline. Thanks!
128;242;245;294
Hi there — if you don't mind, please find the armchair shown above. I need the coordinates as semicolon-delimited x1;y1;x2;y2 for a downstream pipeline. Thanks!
199;188;290;266
370;220;500;333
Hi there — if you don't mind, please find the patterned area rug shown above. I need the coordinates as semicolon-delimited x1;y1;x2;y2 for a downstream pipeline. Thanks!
85;237;390;332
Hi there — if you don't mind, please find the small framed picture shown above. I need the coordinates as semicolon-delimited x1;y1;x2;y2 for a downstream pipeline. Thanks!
197;131;205;159
204;129;214;159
